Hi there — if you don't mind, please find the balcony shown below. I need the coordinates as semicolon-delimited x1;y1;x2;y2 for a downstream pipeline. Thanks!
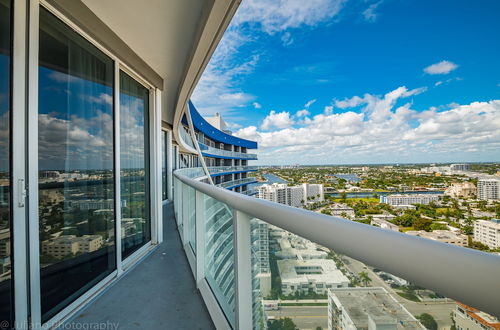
217;177;258;190
172;167;500;329
207;166;258;176
199;142;258;160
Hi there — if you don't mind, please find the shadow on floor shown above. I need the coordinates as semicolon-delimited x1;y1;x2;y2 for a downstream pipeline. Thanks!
66;201;215;330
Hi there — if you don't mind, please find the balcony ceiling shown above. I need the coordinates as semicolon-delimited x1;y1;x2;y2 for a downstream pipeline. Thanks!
80;0;239;125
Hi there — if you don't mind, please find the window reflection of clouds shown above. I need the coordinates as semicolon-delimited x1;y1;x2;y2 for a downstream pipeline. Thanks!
38;67;114;170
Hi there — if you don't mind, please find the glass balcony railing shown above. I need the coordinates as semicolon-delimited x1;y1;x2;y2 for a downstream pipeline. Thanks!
207;166;258;176
173;167;500;330
217;177;258;189
199;142;258;160
179;125;196;149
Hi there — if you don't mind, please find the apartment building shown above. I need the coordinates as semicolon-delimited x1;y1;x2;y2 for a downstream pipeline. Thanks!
450;164;471;172
473;219;500;249
328;287;425;330
453;303;500;330
445;182;477;198
258;182;324;207
278;259;349;295
477;179;500;200
405;230;468;247
41;235;103;259
380;194;441;206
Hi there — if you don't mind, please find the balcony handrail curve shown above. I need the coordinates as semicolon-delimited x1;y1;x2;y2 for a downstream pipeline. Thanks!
174;168;500;317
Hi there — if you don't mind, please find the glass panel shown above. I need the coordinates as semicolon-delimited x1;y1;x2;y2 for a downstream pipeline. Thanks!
119;71;150;259
38;8;116;322
187;186;196;254
161;131;167;200
204;195;235;326
0;0;12;325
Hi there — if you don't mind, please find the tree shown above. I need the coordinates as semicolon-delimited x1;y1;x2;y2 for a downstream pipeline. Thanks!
267;318;299;330
359;271;372;287
416;313;438;330
413;218;433;231
340;192;347;203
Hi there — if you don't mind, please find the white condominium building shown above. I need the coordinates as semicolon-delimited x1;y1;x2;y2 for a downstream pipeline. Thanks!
477;179;500;200
380;194;441;206
278;259;349;295
258;183;324;208
328;287;425;330
405;230;468;247
473;219;500;249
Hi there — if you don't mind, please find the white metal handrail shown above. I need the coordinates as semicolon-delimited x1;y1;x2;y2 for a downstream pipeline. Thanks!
174;168;500;317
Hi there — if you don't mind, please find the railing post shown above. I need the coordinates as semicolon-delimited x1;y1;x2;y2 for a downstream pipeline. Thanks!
195;190;205;286
234;210;253;330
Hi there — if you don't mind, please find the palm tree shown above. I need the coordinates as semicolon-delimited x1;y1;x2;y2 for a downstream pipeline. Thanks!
359;271;372;287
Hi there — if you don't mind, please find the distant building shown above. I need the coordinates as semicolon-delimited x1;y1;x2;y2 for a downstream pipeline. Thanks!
330;204;355;218
371;218;400;232
405;230;468;247
42;235;103;259
450;164;471;172
328;287;424;330
380;194;441;206
477;179;500;200
258;183;324;208
473;219;500;249
453;302;500;330
445;182;476;198
278;259;349;295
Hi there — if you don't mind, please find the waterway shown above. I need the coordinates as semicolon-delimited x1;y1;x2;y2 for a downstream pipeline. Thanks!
248;173;287;190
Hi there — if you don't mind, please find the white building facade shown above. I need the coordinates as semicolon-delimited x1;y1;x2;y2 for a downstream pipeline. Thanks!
478;179;500;200
473;219;500;249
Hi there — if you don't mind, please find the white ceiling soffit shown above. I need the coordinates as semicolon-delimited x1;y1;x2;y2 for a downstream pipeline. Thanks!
81;0;241;127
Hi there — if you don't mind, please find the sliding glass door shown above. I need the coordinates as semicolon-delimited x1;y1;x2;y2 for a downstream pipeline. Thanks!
0;0;13;326
38;8;116;322
119;71;151;259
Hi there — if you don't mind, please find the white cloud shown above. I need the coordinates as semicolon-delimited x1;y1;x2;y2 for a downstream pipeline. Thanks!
305;99;317;108
234;86;500;165
260;110;295;130
424;60;458;75
363;1;384;22
192;0;346;117
233;0;346;34
253;102;262;109
434;77;463;87
296;109;310;117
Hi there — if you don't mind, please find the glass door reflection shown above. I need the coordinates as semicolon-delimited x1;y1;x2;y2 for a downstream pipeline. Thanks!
119;71;151;259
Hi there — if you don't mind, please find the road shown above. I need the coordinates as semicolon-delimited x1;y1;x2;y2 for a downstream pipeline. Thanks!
266;306;328;329
342;255;455;329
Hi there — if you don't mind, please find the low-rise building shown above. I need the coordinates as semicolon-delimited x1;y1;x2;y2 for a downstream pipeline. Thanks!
453;302;500;330
328;287;424;330
405;230;468;247
42;235;103;259
473;219;500;249
380;194;441;206
278;259;349;295
371;218;400;232
330;204;355;218
445;182;476;198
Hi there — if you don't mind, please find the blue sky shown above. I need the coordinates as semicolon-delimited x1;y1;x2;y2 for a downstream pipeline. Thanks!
192;0;500;165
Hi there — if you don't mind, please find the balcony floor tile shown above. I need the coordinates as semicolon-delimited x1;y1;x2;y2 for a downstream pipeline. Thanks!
66;201;214;330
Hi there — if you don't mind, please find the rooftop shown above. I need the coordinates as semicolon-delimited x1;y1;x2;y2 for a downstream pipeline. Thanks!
329;287;424;329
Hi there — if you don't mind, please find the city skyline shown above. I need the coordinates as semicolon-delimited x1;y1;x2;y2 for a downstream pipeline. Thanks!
192;0;500;165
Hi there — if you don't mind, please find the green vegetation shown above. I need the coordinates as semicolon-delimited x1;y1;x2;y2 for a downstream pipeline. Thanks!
396;291;421;302
417;313;438;330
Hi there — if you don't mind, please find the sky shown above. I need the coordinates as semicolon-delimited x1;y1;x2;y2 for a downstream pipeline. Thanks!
191;0;500;165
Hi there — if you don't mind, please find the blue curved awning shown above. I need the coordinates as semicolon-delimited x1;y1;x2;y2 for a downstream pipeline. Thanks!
188;101;258;149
